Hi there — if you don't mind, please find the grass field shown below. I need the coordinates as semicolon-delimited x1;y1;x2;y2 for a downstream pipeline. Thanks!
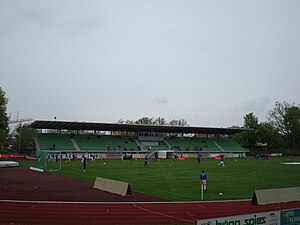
16;157;300;201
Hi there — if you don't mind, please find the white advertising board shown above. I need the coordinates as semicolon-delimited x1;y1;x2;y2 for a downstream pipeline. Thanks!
195;210;280;225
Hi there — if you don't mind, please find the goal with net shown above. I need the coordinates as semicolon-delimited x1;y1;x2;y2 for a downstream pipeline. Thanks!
32;150;61;172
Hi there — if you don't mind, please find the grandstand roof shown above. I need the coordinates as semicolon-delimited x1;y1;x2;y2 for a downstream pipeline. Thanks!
29;120;251;135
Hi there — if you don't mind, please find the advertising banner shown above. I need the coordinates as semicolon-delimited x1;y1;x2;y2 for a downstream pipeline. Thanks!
196;210;280;225
281;208;300;225
196;208;300;225
0;154;25;158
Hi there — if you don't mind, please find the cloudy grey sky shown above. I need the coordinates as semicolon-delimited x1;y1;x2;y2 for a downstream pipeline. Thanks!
1;0;299;127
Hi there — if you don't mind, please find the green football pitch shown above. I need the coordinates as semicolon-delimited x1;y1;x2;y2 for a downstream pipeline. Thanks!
18;157;300;201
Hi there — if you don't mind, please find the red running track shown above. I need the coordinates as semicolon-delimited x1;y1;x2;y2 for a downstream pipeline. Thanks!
1;200;300;225
1;167;300;225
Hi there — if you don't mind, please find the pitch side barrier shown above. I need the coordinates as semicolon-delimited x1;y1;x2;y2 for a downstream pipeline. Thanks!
93;177;133;196
252;186;300;205
0;161;19;168
0;154;25;158
195;208;300;225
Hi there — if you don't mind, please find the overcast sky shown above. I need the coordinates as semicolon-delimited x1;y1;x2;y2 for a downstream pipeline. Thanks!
1;0;299;128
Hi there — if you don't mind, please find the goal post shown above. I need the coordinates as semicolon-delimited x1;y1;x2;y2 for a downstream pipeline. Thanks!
33;150;61;172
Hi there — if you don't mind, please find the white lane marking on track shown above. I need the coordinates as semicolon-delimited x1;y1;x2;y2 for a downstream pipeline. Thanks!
134;205;194;223
186;212;194;216
0;199;251;205
196;204;207;209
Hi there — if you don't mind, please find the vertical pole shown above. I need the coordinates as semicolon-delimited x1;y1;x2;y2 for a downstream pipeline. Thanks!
17;111;21;152
201;184;204;200
18;131;21;152
44;153;46;171
59;152;61;170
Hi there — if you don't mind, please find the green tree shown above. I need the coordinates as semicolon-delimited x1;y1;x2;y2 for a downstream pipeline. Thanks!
169;119;189;127
13;123;35;153
154;117;167;126
256;122;282;148
0;87;9;149
168;119;179;126
135;117;155;125
243;112;258;129
234;112;258;148
125;120;135;124
243;113;258;147
268;101;300;151
178;119;188;127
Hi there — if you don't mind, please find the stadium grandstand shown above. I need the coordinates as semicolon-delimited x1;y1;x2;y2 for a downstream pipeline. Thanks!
30;120;250;160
